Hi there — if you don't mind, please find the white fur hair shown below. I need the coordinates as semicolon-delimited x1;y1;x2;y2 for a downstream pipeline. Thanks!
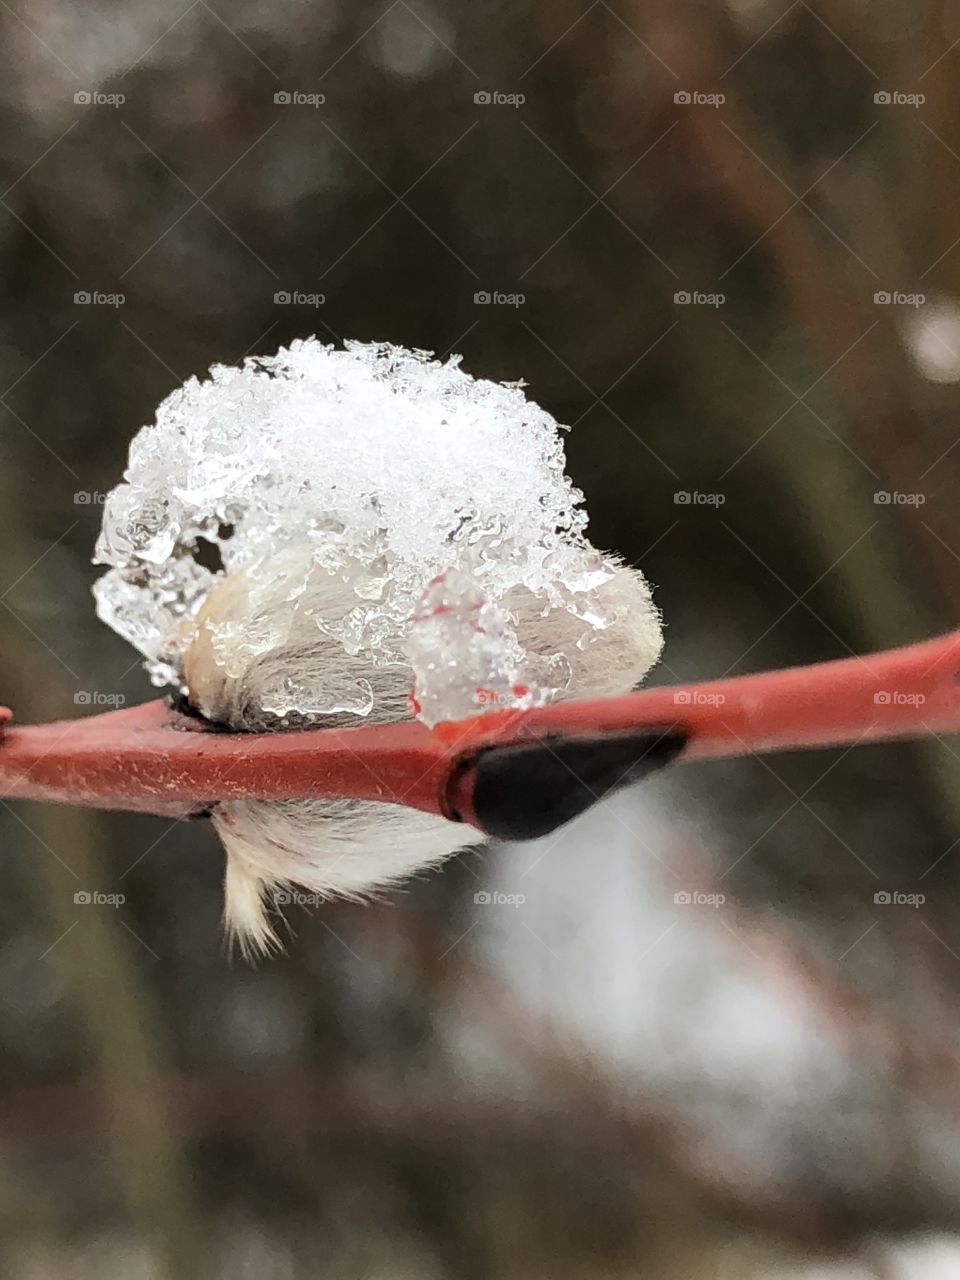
183;545;663;956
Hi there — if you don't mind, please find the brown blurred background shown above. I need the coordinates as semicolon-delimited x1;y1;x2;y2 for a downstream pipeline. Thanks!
2;0;960;1275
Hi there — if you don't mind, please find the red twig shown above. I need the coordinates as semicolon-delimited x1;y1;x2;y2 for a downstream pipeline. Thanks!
1;629;958;828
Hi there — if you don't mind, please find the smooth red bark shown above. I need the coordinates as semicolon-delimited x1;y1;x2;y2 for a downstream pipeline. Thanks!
1;629;958;831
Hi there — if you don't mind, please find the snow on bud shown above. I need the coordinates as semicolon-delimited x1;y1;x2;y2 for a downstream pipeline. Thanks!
93;339;664;955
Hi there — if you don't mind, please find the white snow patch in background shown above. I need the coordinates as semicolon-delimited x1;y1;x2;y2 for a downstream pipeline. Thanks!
880;1233;960;1278
764;1234;960;1279
445;787;882;1197
904;299;960;383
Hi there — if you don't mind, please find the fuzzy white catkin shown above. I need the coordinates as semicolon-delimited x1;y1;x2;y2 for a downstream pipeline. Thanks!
184;544;663;956
92;339;665;956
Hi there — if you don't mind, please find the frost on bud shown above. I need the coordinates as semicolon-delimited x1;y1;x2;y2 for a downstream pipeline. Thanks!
93;338;663;718
92;338;665;955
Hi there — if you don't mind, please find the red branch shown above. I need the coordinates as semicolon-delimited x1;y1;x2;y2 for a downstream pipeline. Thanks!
1;628;958;829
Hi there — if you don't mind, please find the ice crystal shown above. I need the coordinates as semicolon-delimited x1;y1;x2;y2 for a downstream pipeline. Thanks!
407;569;572;726
93;338;629;725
